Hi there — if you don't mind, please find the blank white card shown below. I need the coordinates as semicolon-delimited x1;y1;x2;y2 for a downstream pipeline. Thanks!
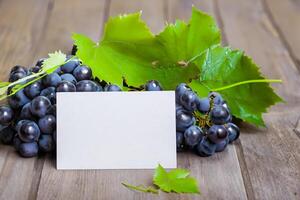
56;91;176;170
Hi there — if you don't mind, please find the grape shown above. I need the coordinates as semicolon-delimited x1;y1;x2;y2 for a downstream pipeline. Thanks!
180;90;198;112
197;98;210;113
176;108;195;132
61;73;77;84
209;92;223;105
38;115;56;134
175;83;191;102
176;132;185;152
24;80;43;99
47;104;56;116
30;65;42;73
13;135;22;151
40;87;56;104
9;71;28;82
42;72;62;87
221;100;229;110
207;125;228;144
145;80;162;91
35;58;46;67
18;121;40;142
0;106;14;125
8;89;31;109
18;142;38;158
10;65;28;75
0;125;15;144
73;65;92;81
53;130;56;143
38;135;54;152
61;59;80;73
210;105;231;125
184;125;204;147
20;103;35;120
76;80;102;92
30;96;52;118
104;84;122;91
15;120;30;133
56;81;76;92
195;138;217;157
226;123;240;143
215;137;229;152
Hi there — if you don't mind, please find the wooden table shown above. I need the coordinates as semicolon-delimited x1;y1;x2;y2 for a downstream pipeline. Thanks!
0;0;299;199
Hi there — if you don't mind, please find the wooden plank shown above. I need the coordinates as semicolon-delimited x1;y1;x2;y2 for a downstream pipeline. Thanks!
0;0;53;199
166;1;248;199
215;0;300;199
263;0;300;66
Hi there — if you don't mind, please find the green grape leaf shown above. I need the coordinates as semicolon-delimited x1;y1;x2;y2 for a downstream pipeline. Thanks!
73;7;220;89
41;50;67;73
190;46;283;126
153;164;200;194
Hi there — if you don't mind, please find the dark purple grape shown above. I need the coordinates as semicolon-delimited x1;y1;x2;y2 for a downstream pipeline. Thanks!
76;80;102;92
24;81;43;99
209;92;223;105
215;137;229;152
61;73;77;84
210;105;231;125
30;96;52;118
226;123;240;143
176;108;195;132
184;125;204;147
40;87;56;104
61;59;80;73
195;138;217;157
0;106;14;125
145;80;162;91
35;58;46;67
18;142;38;158
104;84;122;91
15;120;30;133
8;89;31;109
176;132;185;152
20;103;35;120
73;65;92;81
10;65;28;75
38;115;56;134
31;65;41;73
38;134;54;152
180;90;198;112
197;98;210;113
42;73;62;87
0;125;15;144
13;135;22;151
56;81;76;92
18;121;40;142
175;83;191;102
207;125;228;144
9;71;27;82
47;104;56;116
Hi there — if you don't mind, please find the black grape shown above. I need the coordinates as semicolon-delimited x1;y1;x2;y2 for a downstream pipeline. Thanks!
215;137;229;152
175;83;191;103
179;90;198;112
184;125;203;147
18;120;40;143
226;123;240;143
0;106;14;125
38;134;54;152
42;72;62;87
61;59;80;73
30;96;52;118
56;81;76;92
61;73;77;84
73;65;92;81
207;125;228;144
18;142;39;158
20;103;35;120
8;89;31;109
196;98;210;113
104;84;122;91
176;132;185;152
76;80;102;92
195;138;217;157
24;80;43;99
0;125;15;144
210;105;231;125
40;87;56;104
144;80;162;91
38;115;56;134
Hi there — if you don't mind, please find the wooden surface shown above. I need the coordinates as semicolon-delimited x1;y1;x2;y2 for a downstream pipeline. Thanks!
0;0;299;199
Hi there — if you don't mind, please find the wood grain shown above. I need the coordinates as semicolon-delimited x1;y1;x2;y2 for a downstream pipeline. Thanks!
0;0;53;199
215;0;300;199
263;0;300;67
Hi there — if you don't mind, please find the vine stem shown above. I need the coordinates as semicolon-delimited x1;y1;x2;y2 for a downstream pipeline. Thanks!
211;79;282;92
121;183;158;194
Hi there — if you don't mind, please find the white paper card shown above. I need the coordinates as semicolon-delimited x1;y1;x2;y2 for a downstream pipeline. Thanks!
56;91;176;170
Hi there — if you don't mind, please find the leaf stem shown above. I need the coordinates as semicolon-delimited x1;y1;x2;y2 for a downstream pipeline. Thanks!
121;182;158;194
211;79;282;92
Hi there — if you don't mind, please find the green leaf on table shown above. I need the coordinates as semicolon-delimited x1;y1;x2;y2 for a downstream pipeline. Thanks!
73;7;220;89
153;164;200;194
189;46;283;126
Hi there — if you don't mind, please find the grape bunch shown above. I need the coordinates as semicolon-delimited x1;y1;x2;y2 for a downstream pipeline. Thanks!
175;83;240;156
0;56;122;157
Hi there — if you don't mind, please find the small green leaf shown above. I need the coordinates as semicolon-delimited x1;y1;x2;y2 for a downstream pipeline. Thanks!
153;164;200;194
42;50;67;73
